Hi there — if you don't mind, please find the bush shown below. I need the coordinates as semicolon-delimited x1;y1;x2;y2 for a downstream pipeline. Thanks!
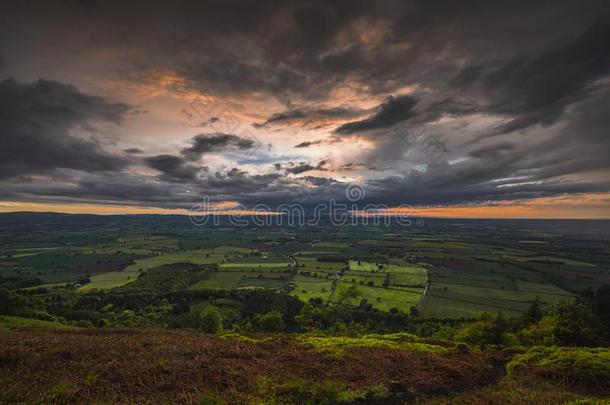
455;312;518;348
295;333;448;358
200;306;224;334
0;288;27;315
252;310;285;332
196;391;226;405
259;378;386;404
521;300;605;347
507;346;610;390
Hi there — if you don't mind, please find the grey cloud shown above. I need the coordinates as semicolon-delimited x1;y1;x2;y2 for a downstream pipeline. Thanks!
294;137;341;148
339;163;370;171
455;14;610;136
280;160;328;175
124;147;144;154
294;140;322;148
0;78;131;179
334;95;418;134
256;106;365;128
181;133;255;161
468;143;515;159
143;154;201;182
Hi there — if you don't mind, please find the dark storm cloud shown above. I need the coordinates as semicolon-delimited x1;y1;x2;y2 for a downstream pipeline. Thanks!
334;95;418;134
339;163;370;171
253;110;307;128
143;154;201;182
294;140;322;148
279;160;328;175
359;95;610;206
0;78;131;179
294;137;341;148
454;13;610;136
201;168;285;194
255;106;364;128
180;133;255;161
124;147;144;154
468;143;515;159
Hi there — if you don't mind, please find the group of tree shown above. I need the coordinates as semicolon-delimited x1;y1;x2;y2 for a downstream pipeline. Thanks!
5;282;610;348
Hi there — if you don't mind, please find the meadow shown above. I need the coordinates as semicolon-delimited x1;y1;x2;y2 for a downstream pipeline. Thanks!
1;214;608;319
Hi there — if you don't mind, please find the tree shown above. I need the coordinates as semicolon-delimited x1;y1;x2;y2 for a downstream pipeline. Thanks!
252;310;285;332
200;306;223;333
455;312;517;348
521;296;543;326
584;284;610;335
0;288;27;315
521;299;604;346
336;284;361;304
295;303;325;330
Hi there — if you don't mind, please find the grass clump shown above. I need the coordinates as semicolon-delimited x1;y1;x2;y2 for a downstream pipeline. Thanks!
294;332;449;358
0;315;73;331
48;380;75;399
196;390;227;405
257;378;390;404
507;346;610;390
83;372;99;387
218;332;262;344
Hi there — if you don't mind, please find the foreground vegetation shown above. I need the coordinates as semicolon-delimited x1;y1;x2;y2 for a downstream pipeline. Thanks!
0;321;609;404
1;283;609;403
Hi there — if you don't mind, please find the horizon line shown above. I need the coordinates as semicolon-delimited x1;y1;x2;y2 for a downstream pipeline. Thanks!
1;210;609;221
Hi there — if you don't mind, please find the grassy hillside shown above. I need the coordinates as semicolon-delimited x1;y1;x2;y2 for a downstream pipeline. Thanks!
0;315;74;331
0;324;608;404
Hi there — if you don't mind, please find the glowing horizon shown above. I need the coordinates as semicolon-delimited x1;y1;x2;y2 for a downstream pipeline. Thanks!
3;192;609;219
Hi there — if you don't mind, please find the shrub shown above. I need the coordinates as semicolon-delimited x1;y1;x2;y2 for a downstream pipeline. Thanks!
48;380;75;399
507;346;610;390
218;333;261;344
196;391;227;405
259;378;387;404
200;306;223;334
252;310;285;332
455;312;518;348
294;333;448;358
520;300;605;347
0;288;28;315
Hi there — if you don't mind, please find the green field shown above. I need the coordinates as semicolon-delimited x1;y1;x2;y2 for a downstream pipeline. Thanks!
2;215;608;321
333;281;423;312
79;248;293;291
291;275;334;301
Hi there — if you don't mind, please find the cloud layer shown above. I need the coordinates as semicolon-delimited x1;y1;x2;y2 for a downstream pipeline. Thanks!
0;1;609;216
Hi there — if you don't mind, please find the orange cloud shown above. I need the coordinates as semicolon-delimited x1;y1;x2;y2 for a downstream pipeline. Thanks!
382;193;610;219
1;193;609;218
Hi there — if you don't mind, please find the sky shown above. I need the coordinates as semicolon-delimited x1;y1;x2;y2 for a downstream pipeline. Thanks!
0;0;609;218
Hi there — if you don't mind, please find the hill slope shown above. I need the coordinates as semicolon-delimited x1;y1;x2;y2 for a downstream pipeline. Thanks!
0;323;608;404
